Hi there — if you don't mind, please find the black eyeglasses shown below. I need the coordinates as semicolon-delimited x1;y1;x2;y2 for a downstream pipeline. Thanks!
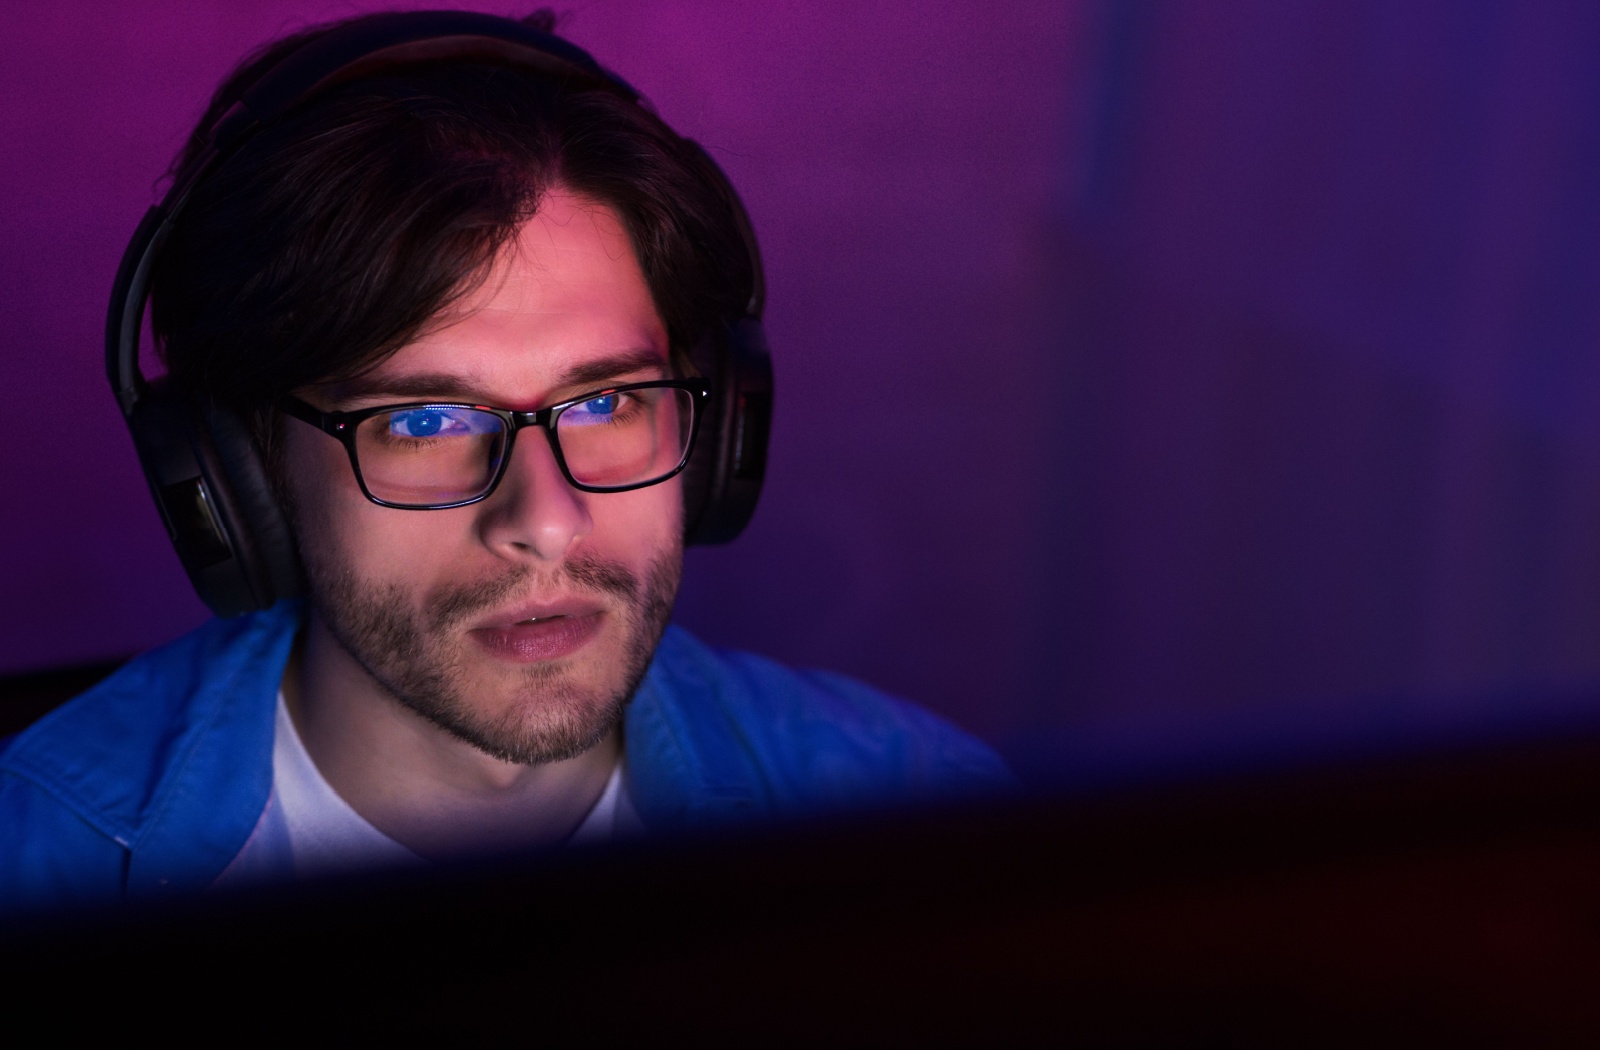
279;378;710;510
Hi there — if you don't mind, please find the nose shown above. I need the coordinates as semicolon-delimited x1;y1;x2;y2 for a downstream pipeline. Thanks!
475;428;593;561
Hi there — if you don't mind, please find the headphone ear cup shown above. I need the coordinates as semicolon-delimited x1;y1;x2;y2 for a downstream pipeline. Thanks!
196;399;303;607
126;381;300;617
683;317;773;545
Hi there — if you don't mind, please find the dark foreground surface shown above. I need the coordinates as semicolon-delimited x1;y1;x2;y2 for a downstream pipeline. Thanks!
6;728;1600;1045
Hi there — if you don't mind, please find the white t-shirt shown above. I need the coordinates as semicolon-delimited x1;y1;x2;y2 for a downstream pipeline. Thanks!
216;693;634;887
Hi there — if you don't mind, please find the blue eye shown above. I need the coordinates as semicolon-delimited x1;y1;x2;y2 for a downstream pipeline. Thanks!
574;394;619;418
392;409;445;437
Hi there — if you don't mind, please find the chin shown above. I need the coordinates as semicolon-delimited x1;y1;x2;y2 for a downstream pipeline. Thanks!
417;668;627;766
307;544;681;767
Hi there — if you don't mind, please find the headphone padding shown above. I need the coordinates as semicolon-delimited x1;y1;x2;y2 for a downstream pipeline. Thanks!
684;317;773;545
196;400;303;608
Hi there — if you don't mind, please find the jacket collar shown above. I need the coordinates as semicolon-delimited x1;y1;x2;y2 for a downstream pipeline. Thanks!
625;626;768;829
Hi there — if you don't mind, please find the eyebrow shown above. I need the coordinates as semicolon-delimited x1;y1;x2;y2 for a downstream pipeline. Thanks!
327;348;670;407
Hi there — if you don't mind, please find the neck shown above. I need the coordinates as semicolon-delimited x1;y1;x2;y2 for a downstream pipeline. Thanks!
283;613;620;860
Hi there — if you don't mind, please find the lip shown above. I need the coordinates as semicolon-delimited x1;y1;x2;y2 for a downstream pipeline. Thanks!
472;596;606;631
467;610;605;663
464;594;608;663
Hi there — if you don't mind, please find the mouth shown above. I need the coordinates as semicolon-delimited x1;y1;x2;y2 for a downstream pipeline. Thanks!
467;603;606;664
476;596;605;628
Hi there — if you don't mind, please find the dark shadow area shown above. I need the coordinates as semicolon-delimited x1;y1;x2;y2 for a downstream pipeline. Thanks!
0;660;124;740
7;722;1600;1043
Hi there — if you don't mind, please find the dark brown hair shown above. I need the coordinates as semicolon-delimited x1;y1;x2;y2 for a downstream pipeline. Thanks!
150;12;751;422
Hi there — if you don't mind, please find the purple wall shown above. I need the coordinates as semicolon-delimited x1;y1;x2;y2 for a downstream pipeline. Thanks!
1027;0;1600;778
7;1;1600;780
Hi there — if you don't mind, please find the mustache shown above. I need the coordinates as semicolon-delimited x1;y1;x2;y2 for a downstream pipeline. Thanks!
428;554;640;630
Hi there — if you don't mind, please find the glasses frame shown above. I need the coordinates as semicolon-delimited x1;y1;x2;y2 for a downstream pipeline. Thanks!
278;377;711;510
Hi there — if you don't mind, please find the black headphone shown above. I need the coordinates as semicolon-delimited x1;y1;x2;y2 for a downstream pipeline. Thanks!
107;10;773;618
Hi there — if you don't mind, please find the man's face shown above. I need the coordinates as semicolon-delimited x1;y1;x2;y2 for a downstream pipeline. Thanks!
281;188;683;765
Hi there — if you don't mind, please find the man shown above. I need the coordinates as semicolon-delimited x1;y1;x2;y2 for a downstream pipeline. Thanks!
0;10;1011;913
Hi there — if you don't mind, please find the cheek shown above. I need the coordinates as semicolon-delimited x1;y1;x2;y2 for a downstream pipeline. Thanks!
281;425;407;573
280;423;352;531
283;427;489;587
590;477;684;555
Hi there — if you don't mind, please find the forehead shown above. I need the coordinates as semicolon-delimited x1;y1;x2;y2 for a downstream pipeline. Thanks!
335;188;668;407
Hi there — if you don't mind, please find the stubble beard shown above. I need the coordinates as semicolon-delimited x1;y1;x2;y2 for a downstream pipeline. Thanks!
303;543;682;767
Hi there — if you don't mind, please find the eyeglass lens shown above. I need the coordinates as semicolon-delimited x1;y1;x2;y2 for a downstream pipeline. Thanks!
351;386;695;506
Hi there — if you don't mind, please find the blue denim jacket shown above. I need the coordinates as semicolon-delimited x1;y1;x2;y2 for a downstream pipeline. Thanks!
0;602;1012;914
